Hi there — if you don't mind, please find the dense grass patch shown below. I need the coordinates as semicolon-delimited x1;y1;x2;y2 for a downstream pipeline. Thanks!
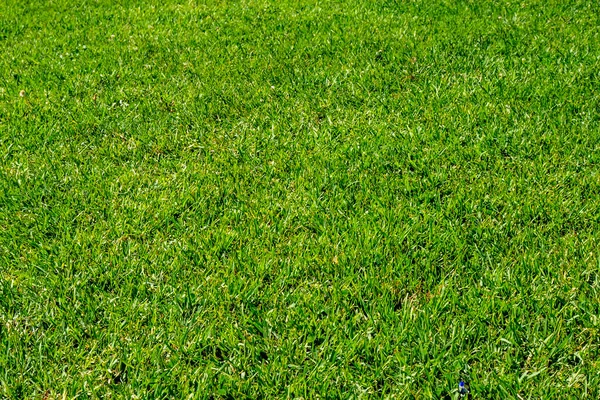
1;0;600;398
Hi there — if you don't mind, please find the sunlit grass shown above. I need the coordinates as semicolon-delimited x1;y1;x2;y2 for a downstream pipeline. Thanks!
1;0;600;398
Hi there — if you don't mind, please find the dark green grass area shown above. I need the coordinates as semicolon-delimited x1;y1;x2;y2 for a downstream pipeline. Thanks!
2;0;600;397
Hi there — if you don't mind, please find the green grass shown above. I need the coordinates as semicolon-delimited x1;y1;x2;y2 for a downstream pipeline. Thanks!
1;0;600;398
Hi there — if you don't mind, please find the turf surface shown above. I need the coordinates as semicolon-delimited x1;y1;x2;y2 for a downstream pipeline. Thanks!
1;0;600;398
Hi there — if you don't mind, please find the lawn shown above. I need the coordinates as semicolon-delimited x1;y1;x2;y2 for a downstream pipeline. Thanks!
1;0;600;398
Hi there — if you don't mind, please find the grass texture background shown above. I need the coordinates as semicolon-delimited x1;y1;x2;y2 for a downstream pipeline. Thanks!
1;0;600;398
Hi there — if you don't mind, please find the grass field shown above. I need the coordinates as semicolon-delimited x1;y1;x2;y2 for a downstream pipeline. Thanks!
1;0;600;398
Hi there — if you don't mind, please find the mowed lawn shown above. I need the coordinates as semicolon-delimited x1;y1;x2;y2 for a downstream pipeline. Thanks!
1;0;600;398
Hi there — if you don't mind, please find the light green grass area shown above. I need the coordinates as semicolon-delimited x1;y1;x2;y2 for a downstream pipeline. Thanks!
1;0;600;398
